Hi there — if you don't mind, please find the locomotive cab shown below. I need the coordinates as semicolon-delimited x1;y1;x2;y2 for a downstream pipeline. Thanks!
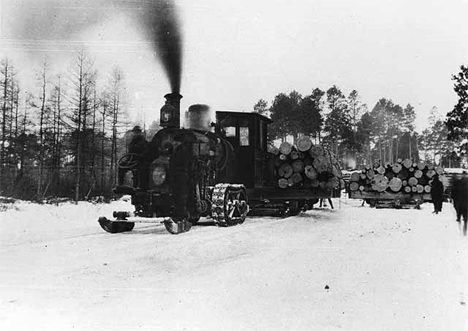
215;111;272;189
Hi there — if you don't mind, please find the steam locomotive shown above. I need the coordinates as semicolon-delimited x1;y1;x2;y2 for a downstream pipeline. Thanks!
98;93;340;234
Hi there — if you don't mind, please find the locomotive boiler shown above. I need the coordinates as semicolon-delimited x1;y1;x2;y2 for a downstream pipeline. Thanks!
98;93;341;234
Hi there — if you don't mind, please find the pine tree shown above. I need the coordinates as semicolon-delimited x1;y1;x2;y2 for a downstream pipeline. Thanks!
446;65;468;161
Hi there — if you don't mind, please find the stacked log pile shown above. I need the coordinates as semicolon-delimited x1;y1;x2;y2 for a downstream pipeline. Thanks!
348;159;445;194
269;137;344;190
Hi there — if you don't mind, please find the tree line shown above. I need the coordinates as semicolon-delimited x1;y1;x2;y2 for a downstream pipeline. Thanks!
253;81;466;170
0;50;131;202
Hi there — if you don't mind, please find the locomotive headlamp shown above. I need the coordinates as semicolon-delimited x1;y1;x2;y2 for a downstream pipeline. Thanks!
152;165;167;186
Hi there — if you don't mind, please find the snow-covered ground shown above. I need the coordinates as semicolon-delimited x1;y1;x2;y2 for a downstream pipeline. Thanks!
1;197;467;331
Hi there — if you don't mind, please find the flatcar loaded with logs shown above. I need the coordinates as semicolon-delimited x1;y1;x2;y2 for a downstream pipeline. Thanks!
347;159;446;208
98;93;343;234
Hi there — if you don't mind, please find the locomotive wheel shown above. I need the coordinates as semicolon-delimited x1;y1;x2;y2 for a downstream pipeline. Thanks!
188;214;201;224
196;199;212;217
98;217;135;233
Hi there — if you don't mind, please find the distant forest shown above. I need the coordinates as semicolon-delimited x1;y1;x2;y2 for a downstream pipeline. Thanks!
1;50;467;202
253;77;467;172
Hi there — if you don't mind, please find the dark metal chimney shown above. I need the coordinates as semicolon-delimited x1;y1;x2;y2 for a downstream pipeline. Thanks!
160;93;182;128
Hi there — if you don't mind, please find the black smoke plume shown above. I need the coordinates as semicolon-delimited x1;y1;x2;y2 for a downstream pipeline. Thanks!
139;0;183;94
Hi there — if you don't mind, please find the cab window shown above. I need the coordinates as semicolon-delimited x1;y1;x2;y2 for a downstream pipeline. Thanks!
239;127;249;146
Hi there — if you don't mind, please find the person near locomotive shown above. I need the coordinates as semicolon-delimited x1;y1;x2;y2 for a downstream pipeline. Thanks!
430;175;444;214
118;126;150;190
451;174;468;234
169;134;194;223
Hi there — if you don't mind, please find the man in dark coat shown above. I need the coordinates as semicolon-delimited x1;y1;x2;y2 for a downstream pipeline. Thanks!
118;126;150;189
451;175;468;235
430;175;444;214
169;135;194;222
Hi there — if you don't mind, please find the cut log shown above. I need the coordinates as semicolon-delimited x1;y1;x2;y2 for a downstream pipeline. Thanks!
388;177;403;192
349;181;359;191
408;177;418;186
416;184;424;193
312;155;331;173
417;161;426;170
360;173;367;180
304;165;318;180
371;174;389;192
279;154;288;161
411;186;418;193
424;185;431;193
278;163;293;178
309;145;324;158
404;186;412;193
414;169;423;179
402;180;408;186
359;185;365;191
292;159;305;173
291;173;303;184
278;178;288;189
296;136;313;152
426;169;436;179
350;172;361;182
279;142;293;155
392;163;402;174
290;151;299;160
376;166;386;175
402;159;412;168
426;163;434;170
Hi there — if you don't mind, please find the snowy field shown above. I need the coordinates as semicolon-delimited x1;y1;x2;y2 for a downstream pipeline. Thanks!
0;196;467;331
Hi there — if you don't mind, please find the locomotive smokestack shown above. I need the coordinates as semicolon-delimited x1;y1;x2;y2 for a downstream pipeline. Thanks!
160;93;183;128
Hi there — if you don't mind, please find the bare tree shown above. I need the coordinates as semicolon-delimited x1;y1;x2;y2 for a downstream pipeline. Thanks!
104;66;127;187
36;59;49;200
68;48;97;202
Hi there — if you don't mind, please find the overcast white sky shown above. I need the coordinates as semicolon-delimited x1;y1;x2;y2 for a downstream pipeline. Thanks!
1;0;467;131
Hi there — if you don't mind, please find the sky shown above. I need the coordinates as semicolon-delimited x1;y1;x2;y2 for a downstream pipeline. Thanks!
1;0;467;131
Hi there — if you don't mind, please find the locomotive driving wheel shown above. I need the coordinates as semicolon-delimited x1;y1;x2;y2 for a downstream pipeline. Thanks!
211;184;249;227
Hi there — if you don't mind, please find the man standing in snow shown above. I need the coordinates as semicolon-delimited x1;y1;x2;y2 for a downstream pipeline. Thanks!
451;174;468;235
430;175;444;214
